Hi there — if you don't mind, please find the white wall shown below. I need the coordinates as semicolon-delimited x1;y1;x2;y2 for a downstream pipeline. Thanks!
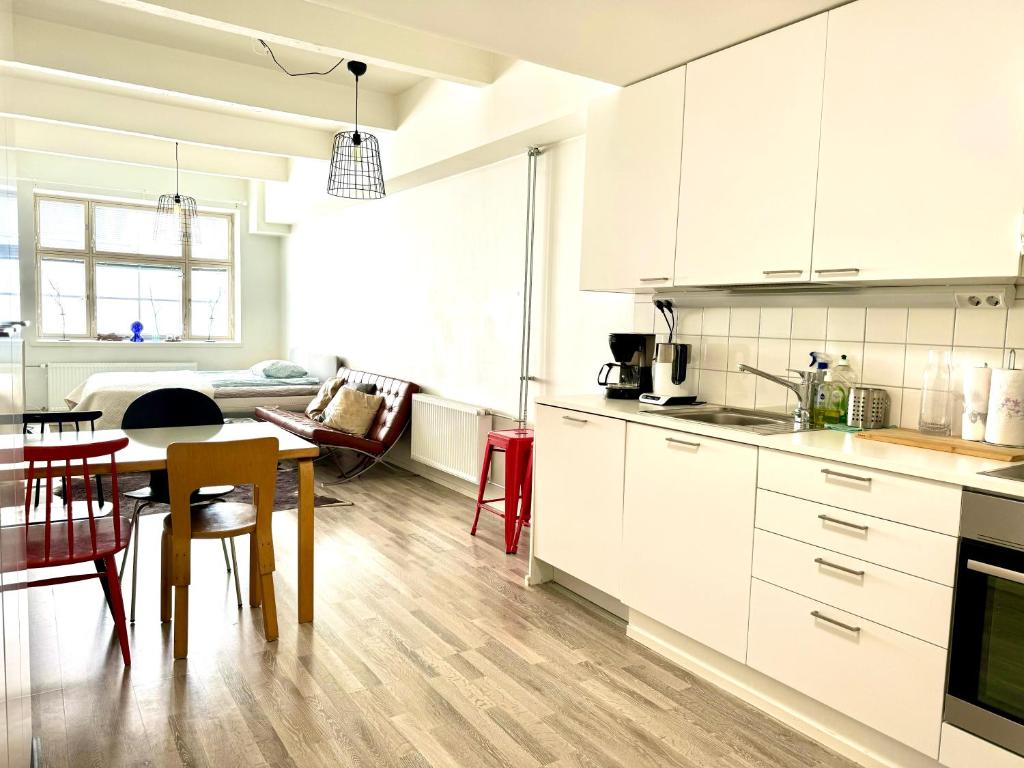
12;153;286;408
283;136;633;418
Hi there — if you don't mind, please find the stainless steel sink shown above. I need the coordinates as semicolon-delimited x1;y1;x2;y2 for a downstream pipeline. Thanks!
641;405;819;435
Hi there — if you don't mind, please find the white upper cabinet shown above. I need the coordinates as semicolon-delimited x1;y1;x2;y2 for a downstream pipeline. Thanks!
674;16;827;286
811;0;1024;283
580;66;686;291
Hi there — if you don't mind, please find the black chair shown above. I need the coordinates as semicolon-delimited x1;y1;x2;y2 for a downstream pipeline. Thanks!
22;411;106;509
119;388;238;623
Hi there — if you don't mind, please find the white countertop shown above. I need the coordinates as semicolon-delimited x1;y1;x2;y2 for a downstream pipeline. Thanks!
536;394;1024;499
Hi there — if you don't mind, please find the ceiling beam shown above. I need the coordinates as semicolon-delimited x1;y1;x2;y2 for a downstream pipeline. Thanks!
91;0;504;86
3;119;289;181
0;72;336;159
9;16;396;130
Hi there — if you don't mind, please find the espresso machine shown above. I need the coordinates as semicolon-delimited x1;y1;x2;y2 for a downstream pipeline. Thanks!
598;333;653;399
639;342;698;406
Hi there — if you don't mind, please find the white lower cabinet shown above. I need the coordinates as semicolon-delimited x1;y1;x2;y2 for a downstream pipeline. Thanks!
621;423;757;662
747;578;947;758
940;724;1024;768
533;406;626;599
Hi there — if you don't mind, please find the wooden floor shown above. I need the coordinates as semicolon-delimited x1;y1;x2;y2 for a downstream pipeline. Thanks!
28;467;859;768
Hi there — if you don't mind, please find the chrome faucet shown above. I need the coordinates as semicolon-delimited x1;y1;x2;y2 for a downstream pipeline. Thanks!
737;364;825;426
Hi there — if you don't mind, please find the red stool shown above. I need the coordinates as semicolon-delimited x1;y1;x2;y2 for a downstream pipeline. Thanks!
471;428;533;554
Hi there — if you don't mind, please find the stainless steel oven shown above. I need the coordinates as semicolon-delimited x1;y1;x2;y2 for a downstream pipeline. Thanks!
945;489;1024;757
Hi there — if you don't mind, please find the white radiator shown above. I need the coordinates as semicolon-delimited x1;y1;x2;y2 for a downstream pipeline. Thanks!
410;393;492;482
44;361;197;411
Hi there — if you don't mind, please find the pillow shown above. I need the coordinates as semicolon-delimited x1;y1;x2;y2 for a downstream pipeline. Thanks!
305;377;343;420
251;359;308;379
345;381;377;395
320;386;384;436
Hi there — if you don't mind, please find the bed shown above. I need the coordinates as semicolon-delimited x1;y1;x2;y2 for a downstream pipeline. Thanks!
65;369;321;428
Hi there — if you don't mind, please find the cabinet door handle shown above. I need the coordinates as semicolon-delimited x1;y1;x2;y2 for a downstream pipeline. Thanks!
638;276;670;283
811;610;861;634
762;269;804;277
814;557;866;578
665;437;701;449
814;267;860;276
561;415;588;424
817;513;869;532
821;468;872;485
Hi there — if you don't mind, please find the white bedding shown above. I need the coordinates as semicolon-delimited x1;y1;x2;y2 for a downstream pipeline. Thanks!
66;371;216;429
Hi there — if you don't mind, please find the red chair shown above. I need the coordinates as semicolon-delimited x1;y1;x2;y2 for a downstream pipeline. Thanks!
471;428;534;554
3;438;133;666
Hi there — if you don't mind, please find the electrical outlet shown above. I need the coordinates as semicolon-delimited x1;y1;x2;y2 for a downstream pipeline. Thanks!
954;291;1009;309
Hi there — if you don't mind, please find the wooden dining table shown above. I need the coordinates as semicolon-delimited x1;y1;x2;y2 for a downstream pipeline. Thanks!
0;421;321;623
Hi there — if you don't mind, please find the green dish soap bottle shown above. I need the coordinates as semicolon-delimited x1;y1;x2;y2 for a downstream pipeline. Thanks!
809;352;833;427
826;354;858;425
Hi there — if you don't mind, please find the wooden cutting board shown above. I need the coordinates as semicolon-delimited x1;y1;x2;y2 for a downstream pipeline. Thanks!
855;428;1024;461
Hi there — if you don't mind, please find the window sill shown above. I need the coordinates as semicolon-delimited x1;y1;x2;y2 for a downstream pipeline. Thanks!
30;338;243;348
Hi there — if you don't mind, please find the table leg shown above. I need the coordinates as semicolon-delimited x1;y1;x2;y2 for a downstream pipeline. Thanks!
297;458;314;623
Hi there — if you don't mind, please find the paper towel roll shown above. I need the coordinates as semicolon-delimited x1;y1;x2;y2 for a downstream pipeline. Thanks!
962;365;992;441
985;368;1024;446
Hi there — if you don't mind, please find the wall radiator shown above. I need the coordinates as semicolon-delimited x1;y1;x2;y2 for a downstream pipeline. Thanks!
44;362;198;411
410;393;492;482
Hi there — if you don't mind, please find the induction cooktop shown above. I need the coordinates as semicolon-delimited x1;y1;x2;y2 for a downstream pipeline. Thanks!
979;463;1024;481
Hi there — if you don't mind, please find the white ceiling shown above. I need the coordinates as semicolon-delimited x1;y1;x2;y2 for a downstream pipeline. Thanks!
312;0;849;85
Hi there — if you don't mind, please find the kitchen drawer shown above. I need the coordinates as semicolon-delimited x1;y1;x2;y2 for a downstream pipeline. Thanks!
752;529;952;646
748;579;946;758
758;449;961;535
755;489;957;585
622;423;757;662
534;406;626;598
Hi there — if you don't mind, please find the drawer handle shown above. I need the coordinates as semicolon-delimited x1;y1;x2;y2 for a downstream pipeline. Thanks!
666;437;701;450
561;415;589;424
762;269;804;277
817;514;869;533
814;267;860;276
821;468;872;485
638;276;670;282
811;610;861;634
814;557;866;578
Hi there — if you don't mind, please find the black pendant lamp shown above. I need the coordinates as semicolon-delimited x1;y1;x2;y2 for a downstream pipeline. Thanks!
156;142;201;244
327;61;386;199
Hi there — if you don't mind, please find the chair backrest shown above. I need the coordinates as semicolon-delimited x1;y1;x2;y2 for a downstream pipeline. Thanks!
166;437;278;577
16;437;129;563
122;388;223;430
22;411;103;435
336;367;420;449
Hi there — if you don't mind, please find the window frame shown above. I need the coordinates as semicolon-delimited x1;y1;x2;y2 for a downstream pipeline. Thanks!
0;187;19;321
34;194;236;341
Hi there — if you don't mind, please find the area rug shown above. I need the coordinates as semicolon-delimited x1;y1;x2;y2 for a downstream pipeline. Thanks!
70;465;343;508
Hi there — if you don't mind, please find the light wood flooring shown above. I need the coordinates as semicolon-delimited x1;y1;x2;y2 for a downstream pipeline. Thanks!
28;467;859;768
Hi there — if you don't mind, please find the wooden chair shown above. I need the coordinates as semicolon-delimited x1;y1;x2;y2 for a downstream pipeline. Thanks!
162;437;279;659
2;437;133;666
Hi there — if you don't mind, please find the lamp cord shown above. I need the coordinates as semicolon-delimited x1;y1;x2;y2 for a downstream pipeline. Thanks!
174;142;179;197
258;39;345;77
518;146;542;426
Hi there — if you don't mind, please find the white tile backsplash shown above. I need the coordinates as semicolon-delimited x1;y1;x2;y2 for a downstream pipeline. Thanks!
826;307;866;342
729;307;760;337
953;308;1007;348
907;308;955;346
703;307;730;336
862;343;905;387
630;298;1023;429
865;307;908;343
759;307;792;339
791;307;827;340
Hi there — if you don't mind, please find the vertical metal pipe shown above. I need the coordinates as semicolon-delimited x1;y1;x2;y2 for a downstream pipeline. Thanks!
518;147;542;426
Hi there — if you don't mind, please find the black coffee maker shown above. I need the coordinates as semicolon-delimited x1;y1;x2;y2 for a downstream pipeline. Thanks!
598;333;654;399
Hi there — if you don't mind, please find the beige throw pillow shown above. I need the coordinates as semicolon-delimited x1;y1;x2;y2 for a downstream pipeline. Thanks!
305;377;343;420
321;386;384;436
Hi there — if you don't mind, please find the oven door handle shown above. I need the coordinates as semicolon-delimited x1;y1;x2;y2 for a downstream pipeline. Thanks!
967;559;1024;586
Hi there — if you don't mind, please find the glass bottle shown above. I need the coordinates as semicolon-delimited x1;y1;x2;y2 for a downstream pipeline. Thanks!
918;349;952;435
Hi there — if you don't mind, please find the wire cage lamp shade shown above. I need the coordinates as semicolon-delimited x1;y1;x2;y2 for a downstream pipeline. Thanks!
328;131;385;199
155;142;201;245
327;60;385;199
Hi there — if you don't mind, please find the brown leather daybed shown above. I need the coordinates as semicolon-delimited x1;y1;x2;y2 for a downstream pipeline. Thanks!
255;367;420;480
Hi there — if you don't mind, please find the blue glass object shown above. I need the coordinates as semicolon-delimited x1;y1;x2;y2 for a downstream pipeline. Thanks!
130;321;144;343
